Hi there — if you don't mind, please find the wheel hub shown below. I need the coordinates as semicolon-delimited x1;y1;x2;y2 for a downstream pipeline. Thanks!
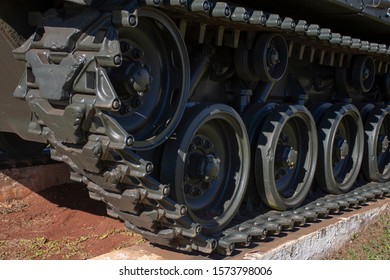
128;62;152;96
280;146;298;169
187;142;221;183
379;135;390;153
335;136;349;160
202;154;221;182
363;66;370;81
267;46;279;68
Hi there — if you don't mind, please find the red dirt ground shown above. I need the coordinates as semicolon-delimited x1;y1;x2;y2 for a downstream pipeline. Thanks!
0;183;144;259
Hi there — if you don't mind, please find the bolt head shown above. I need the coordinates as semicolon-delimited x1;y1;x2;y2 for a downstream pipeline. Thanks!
224;7;231;17
146;163;154;173
126;135;134;146
163;186;170;196
203;1;210;11
128;15;137;26
113;55;122;65
112;99;121;110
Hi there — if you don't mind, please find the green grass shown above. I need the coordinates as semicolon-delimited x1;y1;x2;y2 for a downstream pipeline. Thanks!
329;214;390;260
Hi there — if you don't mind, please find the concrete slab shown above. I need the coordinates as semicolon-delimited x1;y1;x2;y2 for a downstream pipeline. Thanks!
0;163;72;202
241;198;390;260
91;198;390;260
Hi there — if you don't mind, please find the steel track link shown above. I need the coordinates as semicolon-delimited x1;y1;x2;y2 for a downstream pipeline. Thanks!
149;0;390;63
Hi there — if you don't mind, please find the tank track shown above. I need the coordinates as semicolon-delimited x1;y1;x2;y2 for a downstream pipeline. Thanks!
89;176;390;255
10;0;390;255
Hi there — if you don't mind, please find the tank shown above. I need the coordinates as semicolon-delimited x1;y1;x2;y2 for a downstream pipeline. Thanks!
1;0;390;254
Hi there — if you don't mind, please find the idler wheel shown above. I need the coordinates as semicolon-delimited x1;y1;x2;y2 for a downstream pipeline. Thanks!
161;104;250;234
255;105;318;210
315;104;364;194
107;8;190;150
362;105;390;182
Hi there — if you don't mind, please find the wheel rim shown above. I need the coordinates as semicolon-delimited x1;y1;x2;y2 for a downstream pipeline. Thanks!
363;106;390;182
255;105;318;210
161;104;250;234
107;8;190;150
243;102;279;205
316;104;364;193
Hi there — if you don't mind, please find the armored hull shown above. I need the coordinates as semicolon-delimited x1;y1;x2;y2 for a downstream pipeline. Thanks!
1;0;390;254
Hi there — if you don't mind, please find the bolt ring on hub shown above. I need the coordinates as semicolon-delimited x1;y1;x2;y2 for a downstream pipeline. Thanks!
107;8;190;150
161;104;250;234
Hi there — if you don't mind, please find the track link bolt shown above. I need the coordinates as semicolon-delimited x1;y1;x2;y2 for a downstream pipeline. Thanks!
112;99;121;110
180;206;187;216
93;144;102;156
224;7;231;17
146;162;154;173
163;185;170;196
126;135;135;146
128;15;137;27
203;1;210;11
113;55;122;65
